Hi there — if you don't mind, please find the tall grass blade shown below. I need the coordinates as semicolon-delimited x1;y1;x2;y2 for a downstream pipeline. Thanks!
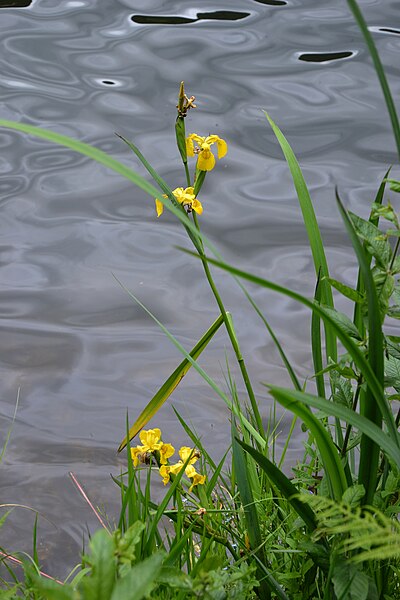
336;191;384;503
237;440;318;532
231;423;271;600
267;388;347;500
118;315;224;451
264;112;336;362
347;0;400;160
0;388;19;463
312;275;325;399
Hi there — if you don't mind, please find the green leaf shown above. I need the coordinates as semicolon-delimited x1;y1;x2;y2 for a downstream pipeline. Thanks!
81;530;116;600
267;386;347;500
372;269;394;316
349;212;392;269
384;355;400;390
237;440;318;532
325;277;364;303
330;370;353;409
332;560;369;600
118;314;223;451
342;484;365;508
264;111;336;362
386;179;400;193
110;553;164;600
320;306;363;341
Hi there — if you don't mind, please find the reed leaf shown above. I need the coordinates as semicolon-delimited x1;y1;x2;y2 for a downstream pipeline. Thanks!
264;112;336;362
118;314;224;451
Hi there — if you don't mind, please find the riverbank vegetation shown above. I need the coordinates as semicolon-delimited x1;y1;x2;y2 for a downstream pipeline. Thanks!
1;0;400;597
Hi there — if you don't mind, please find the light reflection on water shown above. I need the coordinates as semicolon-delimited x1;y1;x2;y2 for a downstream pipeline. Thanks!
0;0;399;574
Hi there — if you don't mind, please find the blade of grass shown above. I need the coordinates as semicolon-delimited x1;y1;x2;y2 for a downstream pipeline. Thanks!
266;389;347;501
231;422;271;600
0;388;19;463
237;440;318;532
347;0;400;160
264;112;336;363
118;314;223;451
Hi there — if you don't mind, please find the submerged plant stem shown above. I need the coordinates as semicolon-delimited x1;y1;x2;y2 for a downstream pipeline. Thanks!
192;212;265;438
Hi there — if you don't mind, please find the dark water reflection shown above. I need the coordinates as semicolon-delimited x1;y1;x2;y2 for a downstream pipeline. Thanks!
0;0;399;576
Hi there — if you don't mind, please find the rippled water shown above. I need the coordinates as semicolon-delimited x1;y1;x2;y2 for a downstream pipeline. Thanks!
0;0;399;575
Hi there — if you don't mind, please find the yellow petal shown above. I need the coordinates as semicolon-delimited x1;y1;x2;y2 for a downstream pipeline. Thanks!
186;137;195;157
197;152;215;171
155;199;164;217
159;443;175;465
169;461;184;475
216;138;227;159
159;465;171;485
185;187;195;195
131;446;145;467
192;199;203;215
179;446;195;463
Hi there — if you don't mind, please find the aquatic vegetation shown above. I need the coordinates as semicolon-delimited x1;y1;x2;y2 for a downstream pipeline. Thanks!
1;0;400;598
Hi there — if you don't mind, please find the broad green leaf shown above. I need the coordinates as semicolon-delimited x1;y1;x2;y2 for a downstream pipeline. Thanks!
384;355;400;390
342;484;365;508
330;370;353;409
320;306;362;341
332;560;369;600
267;387;347;500
238;440;318;532
264;111;336;362
266;386;400;469
30;577;75;600
325;277;364;303
372;269;394;316
110;553;164;600
118;314;223;452
349;212;391;269
81;530;116;600
347;0;400;161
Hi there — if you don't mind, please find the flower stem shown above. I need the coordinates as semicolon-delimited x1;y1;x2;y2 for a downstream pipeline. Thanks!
192;212;265;439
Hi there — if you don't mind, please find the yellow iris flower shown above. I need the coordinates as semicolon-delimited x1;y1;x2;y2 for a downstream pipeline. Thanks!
186;134;227;171
158;446;205;491
155;187;203;217
130;428;175;467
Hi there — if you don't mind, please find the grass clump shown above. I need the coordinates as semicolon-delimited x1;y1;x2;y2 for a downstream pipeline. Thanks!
1;0;400;598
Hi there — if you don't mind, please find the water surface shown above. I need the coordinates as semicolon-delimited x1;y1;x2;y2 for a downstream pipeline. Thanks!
0;0;399;574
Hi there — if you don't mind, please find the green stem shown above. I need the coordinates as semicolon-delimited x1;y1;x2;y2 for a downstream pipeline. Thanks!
184;162;191;187
389;237;400;271
340;378;362;458
192;212;265;438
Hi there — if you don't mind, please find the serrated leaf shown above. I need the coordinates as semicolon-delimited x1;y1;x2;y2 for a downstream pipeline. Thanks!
332;560;369;600
325;277;364;303
385;337;400;360
320;305;362;341
349;212;392;268
110;553;164;600
81;530;116;600
330;370;354;408
384;355;400;389
372;269;394;316
342;484;365;508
